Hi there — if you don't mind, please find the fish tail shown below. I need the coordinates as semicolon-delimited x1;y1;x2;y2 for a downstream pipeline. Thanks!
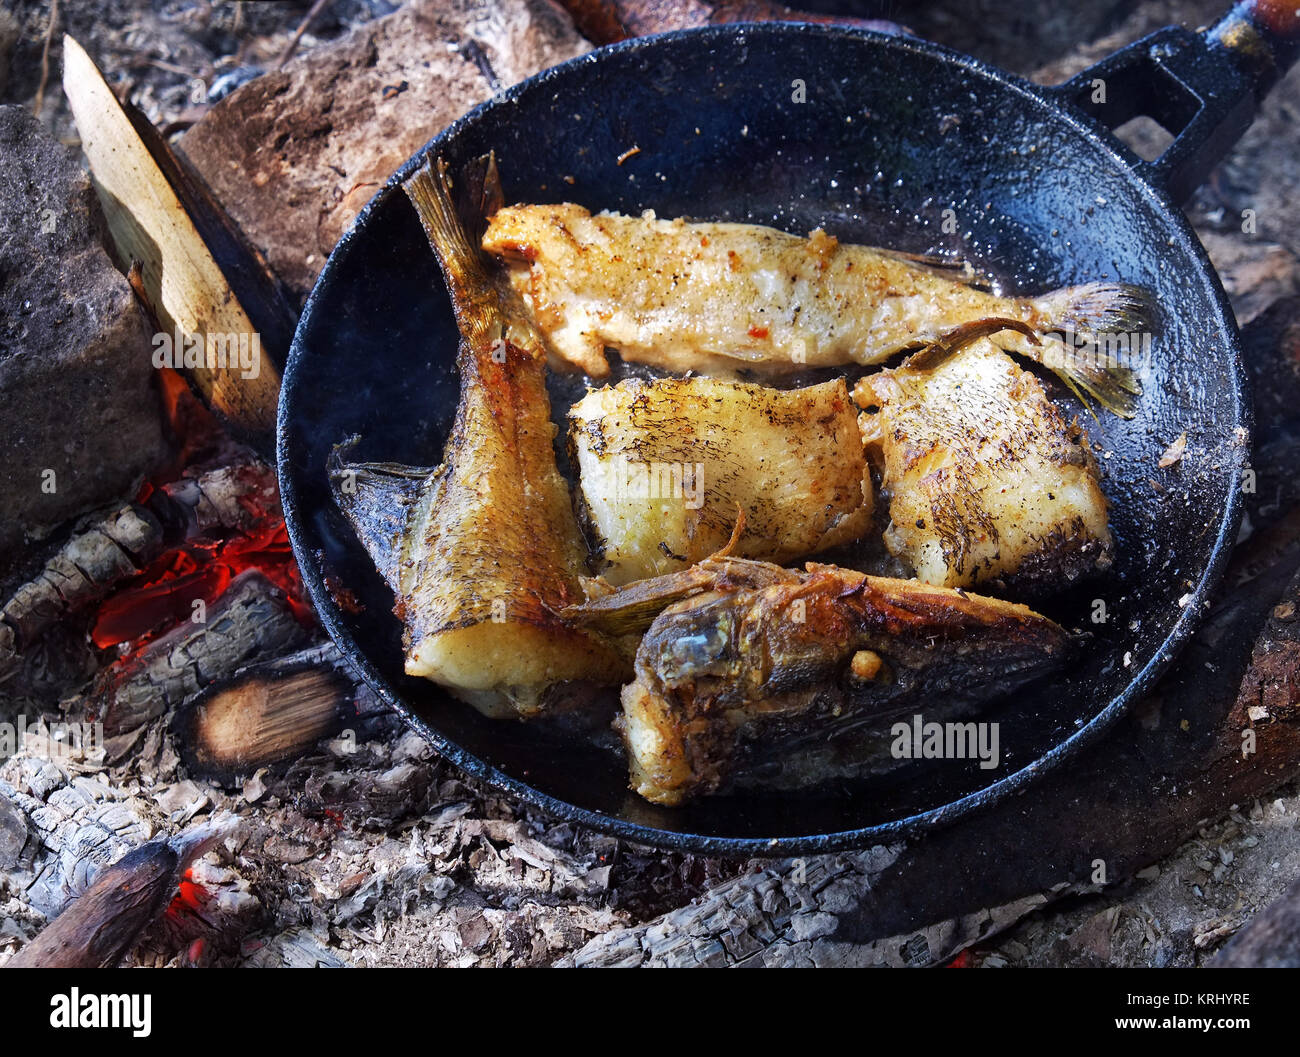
404;153;550;361
402;156;500;346
1019;281;1156;419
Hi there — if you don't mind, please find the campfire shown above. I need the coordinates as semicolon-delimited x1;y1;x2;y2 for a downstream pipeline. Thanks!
77;370;313;739
1;0;1300;973
94;415;300;640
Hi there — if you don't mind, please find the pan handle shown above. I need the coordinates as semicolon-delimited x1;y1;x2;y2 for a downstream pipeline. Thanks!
1046;1;1299;201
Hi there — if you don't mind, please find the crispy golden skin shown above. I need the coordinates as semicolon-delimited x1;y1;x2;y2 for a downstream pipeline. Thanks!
854;339;1112;593
332;159;624;718
482;204;1150;414
569;376;872;584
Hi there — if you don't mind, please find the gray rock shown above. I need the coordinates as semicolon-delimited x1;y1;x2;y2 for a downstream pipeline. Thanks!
178;0;590;303
0;9;19;99
0;105;168;577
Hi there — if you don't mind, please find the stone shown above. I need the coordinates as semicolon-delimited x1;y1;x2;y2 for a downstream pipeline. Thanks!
0;9;19;99
0;105;167;579
178;0;590;304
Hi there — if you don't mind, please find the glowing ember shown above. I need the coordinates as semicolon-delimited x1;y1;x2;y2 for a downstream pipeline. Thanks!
153;366;227;479
167;867;206;917
90;368;313;651
91;520;310;648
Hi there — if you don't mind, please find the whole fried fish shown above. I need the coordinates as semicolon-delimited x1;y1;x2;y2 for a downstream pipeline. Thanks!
482;204;1152;415
855;336;1113;593
567;558;1070;805
331;157;623;718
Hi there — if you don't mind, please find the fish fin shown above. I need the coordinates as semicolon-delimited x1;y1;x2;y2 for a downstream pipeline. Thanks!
710;505;747;559
872;247;992;288
328;438;433;591
562;568;718;637
403;157;498;346
905;317;1039;372
406;155;556;363
562;552;787;639
1024;281;1155;419
457;152;505;239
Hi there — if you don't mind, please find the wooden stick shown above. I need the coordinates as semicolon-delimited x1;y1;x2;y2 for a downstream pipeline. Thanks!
32;0;59;117
61;35;292;445
5;816;238;969
81;572;310;740
175;662;354;785
1210;874;1300;967
278;0;332;69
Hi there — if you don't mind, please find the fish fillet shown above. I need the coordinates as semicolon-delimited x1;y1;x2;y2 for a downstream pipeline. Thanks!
569;376;872;584
482;204;1151;415
854;338;1112;592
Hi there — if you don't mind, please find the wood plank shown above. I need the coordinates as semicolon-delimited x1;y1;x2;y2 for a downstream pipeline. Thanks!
62;35;282;441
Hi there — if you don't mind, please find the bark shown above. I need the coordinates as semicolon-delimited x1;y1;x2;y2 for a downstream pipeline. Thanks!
1210;873;1300;967
5;815;237;968
80;571;310;742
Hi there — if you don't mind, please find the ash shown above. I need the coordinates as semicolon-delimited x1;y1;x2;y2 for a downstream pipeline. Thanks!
2;0;1300;968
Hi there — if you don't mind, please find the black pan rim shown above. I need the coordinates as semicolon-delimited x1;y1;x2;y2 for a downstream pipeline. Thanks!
278;21;1251;857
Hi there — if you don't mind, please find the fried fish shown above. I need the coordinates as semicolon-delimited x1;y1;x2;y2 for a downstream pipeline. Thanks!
481;204;1152;415
569;376;873;584
854;336;1112;592
567;558;1070;805
330;157;623;718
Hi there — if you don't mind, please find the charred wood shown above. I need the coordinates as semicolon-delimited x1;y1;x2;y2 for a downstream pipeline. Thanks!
0;459;280;685
4;815;237;968
78;572;309;744
0;794;28;870
0;505;159;684
174;639;390;787
0;769;159;919
240;925;352;968
1210;873;1300;966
